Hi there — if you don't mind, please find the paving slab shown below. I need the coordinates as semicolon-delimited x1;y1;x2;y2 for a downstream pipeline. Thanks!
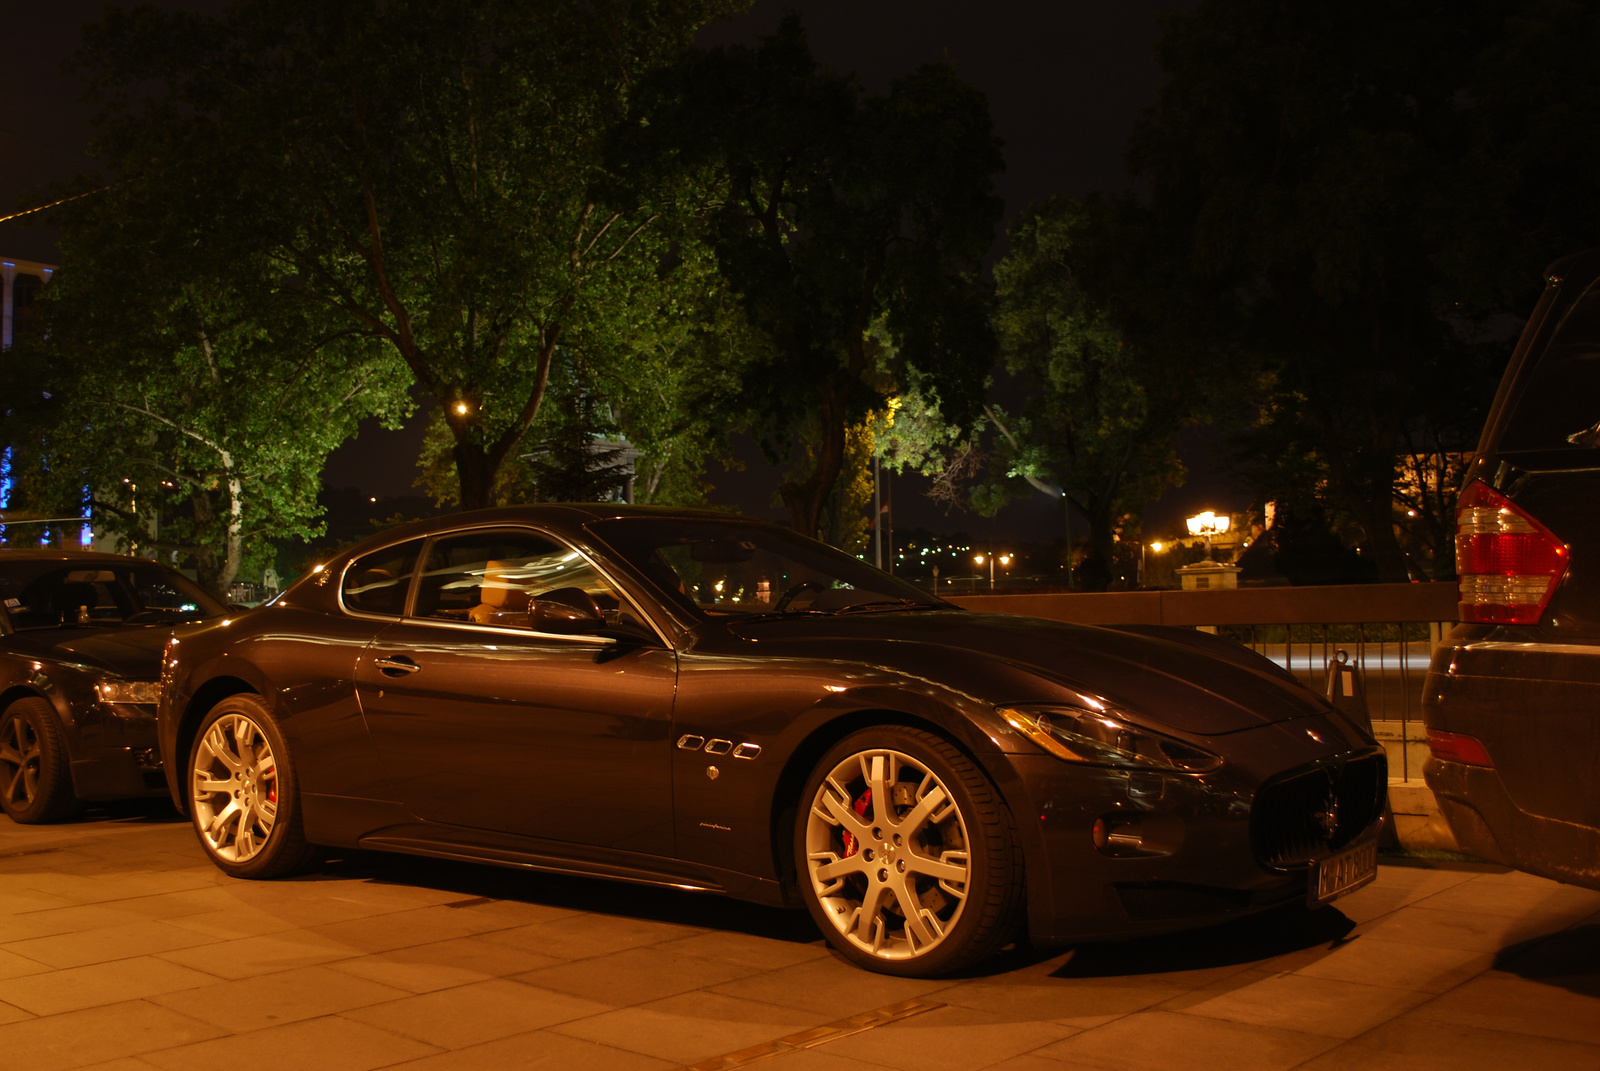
2;806;1598;1071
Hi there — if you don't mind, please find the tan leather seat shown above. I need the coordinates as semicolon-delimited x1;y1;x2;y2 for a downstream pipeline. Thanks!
467;561;530;625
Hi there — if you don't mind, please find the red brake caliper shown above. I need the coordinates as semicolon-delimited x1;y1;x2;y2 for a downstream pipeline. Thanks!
840;789;872;856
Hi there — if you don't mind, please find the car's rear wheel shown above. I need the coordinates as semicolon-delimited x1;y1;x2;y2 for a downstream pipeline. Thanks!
187;695;316;879
797;725;1022;976
0;698;83;824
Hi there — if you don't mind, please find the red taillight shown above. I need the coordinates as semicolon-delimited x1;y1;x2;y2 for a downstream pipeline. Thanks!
1456;481;1568;624
1426;729;1494;767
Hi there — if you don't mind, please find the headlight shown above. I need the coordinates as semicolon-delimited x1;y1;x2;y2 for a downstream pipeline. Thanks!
96;679;160;705
999;705;1221;773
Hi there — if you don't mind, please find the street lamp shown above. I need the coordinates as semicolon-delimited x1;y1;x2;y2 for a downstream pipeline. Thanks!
1140;540;1164;586
1185;511;1230;561
973;551;1011;592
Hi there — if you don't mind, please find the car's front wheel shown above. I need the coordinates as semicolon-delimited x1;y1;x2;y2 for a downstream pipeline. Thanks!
797;726;1022;976
187;695;316;878
0;698;82;824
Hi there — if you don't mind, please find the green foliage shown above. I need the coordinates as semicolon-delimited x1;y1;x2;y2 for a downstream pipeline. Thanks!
1124;0;1600;579
71;0;744;513
414;240;760;510
8;180;409;595
979;196;1194;587
623;15;1002;540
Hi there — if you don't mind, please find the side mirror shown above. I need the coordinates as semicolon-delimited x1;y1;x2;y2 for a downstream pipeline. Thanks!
530;588;605;634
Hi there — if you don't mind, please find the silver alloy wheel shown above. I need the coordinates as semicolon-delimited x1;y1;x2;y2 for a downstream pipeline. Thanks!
804;747;971;961
0;715;41;809
191;712;279;862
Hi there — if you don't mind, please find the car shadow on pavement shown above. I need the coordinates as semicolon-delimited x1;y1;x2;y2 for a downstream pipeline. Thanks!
75;797;187;824
1494;923;1600;998
1043;900;1357;979
304;849;827;945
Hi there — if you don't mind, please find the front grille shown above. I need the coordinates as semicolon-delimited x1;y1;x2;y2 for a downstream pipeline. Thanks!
1251;750;1386;868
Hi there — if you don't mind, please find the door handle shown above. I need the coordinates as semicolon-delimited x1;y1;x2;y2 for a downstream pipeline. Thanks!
373;655;420;677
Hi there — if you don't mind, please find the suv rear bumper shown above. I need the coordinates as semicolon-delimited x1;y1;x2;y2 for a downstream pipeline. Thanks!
1425;756;1600;886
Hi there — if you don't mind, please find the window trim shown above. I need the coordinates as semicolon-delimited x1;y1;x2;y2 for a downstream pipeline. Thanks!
337;536;427;624
397;523;673;647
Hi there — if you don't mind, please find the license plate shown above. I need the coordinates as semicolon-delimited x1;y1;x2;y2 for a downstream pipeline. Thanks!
1309;840;1378;906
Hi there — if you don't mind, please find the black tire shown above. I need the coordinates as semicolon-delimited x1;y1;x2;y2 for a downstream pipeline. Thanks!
0;698;83;824
795;725;1023;976
186;694;317;879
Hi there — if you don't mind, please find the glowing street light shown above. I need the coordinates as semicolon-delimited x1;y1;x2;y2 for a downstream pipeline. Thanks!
1185;511;1230;561
973;551;1012;592
1141;540;1165;586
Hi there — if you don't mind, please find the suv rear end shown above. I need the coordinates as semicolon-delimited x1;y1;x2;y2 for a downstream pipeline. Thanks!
1423;249;1600;888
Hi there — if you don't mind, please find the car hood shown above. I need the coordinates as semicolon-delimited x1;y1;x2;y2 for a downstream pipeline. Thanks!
4;626;170;679
725;610;1330;735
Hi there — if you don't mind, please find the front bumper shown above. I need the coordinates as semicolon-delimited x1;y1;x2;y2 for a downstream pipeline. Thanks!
65;693;168;801
1006;721;1386;946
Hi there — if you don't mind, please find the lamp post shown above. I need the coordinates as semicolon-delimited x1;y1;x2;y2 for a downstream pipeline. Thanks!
973;551;1011;592
1185;511;1230;561
1140;541;1164;587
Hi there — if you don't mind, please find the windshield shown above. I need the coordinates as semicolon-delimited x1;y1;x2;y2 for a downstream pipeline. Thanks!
586;517;945;619
0;559;225;631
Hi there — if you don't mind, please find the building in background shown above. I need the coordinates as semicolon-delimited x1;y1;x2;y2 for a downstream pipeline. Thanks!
1;256;80;548
2;255;54;350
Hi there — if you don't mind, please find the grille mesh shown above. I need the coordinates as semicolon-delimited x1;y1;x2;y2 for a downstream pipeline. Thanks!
1251;752;1386;868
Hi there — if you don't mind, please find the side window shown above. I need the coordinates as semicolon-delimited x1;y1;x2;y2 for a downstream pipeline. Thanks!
342;540;423;617
1502;283;1600;455
414;529;648;632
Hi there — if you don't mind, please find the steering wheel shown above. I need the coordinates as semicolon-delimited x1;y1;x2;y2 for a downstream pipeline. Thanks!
773;580;825;613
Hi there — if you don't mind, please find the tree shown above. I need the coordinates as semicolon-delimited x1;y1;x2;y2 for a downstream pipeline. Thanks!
625;16;1002;540
979;196;1196;587
74;0;741;512
413;238;760;510
13;180;409;596
1124;0;1600;580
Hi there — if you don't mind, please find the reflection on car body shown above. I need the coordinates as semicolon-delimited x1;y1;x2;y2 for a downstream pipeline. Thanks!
157;506;1385;976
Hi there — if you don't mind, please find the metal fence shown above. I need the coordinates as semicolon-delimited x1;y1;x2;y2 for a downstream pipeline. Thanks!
946;584;1459;783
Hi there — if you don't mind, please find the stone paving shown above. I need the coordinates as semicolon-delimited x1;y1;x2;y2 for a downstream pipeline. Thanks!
2;802;1599;1071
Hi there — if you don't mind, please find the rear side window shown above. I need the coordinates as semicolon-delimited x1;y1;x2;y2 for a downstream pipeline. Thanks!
342;540;422;617
1501;282;1600;455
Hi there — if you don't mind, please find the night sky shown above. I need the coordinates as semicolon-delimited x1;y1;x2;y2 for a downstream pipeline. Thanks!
2;0;1231;546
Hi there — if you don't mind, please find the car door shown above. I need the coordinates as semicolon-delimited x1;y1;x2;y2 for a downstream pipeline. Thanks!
353;526;678;857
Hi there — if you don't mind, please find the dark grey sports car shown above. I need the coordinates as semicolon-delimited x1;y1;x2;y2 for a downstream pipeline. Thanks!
1;549;225;822
156;506;1385;976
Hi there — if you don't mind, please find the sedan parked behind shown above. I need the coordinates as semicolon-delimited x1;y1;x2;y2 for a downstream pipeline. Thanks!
1;549;225;822
158;507;1385;975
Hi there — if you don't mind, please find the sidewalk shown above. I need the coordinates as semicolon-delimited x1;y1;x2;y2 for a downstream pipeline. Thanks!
2;805;1597;1071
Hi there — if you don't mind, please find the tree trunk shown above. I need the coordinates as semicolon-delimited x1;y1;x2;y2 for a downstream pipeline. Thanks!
780;386;849;541
453;441;496;512
1085;499;1117;592
1356;494;1410;582
187;474;243;600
